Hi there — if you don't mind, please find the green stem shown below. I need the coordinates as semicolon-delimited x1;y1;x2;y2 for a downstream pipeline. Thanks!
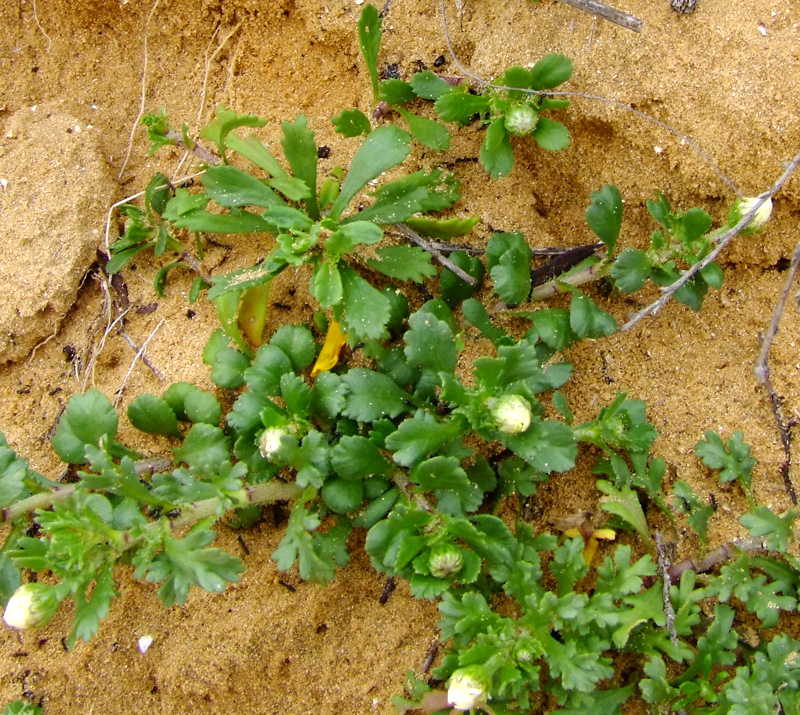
169;481;303;529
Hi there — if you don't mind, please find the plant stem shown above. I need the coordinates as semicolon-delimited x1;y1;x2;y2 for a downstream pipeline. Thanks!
169;481;303;529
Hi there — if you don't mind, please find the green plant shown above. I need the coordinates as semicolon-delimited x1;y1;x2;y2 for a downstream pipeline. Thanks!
337;4;572;177
109;104;473;355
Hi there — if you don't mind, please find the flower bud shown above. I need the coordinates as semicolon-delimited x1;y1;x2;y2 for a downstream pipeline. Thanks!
447;666;490;711
490;394;532;435
4;583;59;630
504;104;538;136
428;544;463;579
728;196;772;234
258;425;294;461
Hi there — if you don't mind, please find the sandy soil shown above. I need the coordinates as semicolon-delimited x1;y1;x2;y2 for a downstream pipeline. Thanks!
0;0;799;712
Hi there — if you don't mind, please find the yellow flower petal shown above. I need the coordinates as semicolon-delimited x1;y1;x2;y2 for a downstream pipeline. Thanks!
311;320;348;377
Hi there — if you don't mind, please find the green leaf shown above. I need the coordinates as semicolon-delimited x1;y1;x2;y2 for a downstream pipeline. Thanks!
351;168;459;225
281;115;319;219
270;324;316;371
199;105;267;159
487;232;532;304
273;498;336;583
395;107;451;150
330;125;412;221
434;90;490;123
339;263;392;342
311;259;343;309
127;394;181;437
385;411;461;467
52;390;119;464
280;372;312;418
331;435;391;480
502;419;577;473
144;520;244;606
174;423;230;474
183;390;222;426
202;329;249;389
325;220;383;256
358;3;382;103
167;207;274;234
440;251;485;307
380;79;415;105
202;165;281;208
225;133;311;202
480;118;514;178
410;71;454;99
410;456;482;515
70;564;117;646
243;343;293;395
463;298;513;347
145;172;171;216
341;368;410;422
366;245;437;282
404;310;458;375
526;308;577;350
586;184;623;253
597;480;651;547
695;430;756;492
529;53;573;89
531;117;570;151
741;506;798;553
611;248;651;293
569;290;616;338
332;108;372;137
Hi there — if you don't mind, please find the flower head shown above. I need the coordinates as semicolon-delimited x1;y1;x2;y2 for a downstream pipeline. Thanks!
447;666;490;712
4;583;59;630
258;425;295;461
428;544;464;579
728;196;773;234
504;104;538;136
489;394;532;435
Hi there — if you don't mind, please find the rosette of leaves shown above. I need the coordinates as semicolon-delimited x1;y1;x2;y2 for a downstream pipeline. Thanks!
340;5;571;177
108;105;468;356
432;57;573;177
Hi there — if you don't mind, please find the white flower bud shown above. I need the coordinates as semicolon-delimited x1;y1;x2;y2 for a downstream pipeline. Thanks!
258;425;294;461
447;666;490;711
729;196;773;234
4;583;58;630
490;394;532;435
504;104;538;136
428;544;463;579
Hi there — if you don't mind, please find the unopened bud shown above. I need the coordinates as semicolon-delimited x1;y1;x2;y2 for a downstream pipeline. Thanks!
258;425;294;461
490;394;532;435
447;666;490;712
504;104;538;136
428;544;464;579
729;196;772;234
4;583;59;630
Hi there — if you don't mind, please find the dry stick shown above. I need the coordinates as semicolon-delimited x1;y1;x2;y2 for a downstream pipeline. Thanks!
655;530;679;647
396;223;478;285
31;0;52;52
114;318;167;407
555;0;643;33
753;239;800;506
196;22;242;127
439;0;740;196
622;149;800;332
118;0;162;181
